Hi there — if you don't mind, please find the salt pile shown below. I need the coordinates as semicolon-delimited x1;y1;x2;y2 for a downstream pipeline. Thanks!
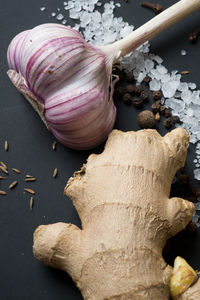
41;0;200;182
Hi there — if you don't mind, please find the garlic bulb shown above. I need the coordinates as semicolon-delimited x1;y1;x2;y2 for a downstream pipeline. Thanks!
7;0;200;149
7;24;117;150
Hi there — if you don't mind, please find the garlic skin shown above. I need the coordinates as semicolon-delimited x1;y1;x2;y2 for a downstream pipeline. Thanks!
7;24;117;150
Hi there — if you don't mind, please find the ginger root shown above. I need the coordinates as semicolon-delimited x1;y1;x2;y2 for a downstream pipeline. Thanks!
33;128;197;300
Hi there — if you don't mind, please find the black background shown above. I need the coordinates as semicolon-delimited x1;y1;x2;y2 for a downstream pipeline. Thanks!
0;1;200;299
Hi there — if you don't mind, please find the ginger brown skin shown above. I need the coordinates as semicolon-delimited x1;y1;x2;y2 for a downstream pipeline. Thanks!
33;128;197;300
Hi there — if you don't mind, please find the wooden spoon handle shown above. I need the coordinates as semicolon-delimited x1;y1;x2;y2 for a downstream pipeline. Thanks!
103;0;200;60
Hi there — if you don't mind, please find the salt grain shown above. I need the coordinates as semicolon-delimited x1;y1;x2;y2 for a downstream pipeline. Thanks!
40;7;46;12
56;13;64;21
149;79;161;91
181;49;187;56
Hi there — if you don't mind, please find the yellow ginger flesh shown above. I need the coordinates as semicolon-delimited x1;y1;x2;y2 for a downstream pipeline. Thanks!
33;128;197;300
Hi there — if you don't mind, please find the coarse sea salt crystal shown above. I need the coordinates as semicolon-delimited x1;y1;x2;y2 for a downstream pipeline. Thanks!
181;49;187;56
149;79;161;91
152;55;163;64
69;10;81;19
178;82;188;92
188;82;197;90
156;65;167;74
40;7;46;11
144;59;154;72
56;13;64;20
181;90;192;104
162;81;178;98
194;169;200;180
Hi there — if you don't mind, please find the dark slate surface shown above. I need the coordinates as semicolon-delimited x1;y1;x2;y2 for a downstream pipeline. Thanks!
0;1;200;299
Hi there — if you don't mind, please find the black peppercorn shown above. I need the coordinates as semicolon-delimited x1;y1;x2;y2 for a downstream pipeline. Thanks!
140;91;149;102
152;90;162;100
125;84;135;93
159;106;166;115
134;85;143;96
132;97;143;108
164;108;172;118
151;100;161;113
172;115;181;124
122;93;132;104
143;76;152;84
126;72;134;82
163;118;172;128
137;110;155;128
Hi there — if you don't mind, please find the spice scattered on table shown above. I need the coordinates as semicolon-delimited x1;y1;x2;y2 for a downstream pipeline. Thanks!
0;166;8;175
9;180;18;189
4;141;8;151
30;197;34;210
24;188;35;195
132;97;143;108
151;100;161;113
180;71;190;75
152;90;162;100
26;174;34;178
141;1;163;15
25;177;36;182
140;91;149;102
0;161;7;169
155;112;160;121
53;168;58;178
52;141;57;150
12;168;21;174
0;190;7;195
122;93;132;104
163;118;172;129
137;110;155;128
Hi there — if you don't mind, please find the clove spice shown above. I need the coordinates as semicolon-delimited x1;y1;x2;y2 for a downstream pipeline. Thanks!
141;2;163;15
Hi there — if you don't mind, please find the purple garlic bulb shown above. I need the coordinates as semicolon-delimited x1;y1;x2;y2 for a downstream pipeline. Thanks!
7;24;117;150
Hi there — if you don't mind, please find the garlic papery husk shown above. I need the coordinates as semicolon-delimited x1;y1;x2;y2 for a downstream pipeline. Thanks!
7;24;117;150
7;1;200;150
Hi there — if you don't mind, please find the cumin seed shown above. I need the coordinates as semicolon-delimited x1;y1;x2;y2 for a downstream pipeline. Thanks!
52;141;57;150
24;188;35;195
0;161;7;169
9;181;18;189
180;70;190;75
0;190;7;195
4;141;8;151
25;177;36;182
12;168;21;174
26;174;34;178
30;197;34;210
0;166;8;175
0;176;7;179
53;168;58;178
